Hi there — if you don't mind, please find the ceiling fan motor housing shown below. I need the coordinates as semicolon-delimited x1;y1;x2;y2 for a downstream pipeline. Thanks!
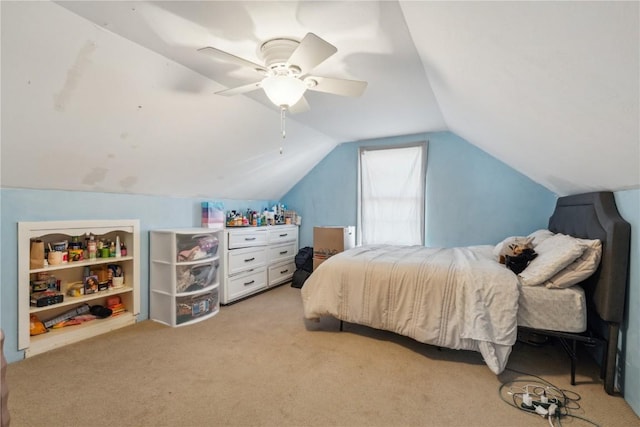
260;38;301;76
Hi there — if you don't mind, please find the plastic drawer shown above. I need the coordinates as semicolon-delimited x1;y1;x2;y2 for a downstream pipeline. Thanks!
175;288;219;325
176;233;219;262
175;260;219;293
151;259;219;294
151;230;219;263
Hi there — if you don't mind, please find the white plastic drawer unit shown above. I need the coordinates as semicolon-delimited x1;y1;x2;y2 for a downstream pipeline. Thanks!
228;229;267;249
150;228;222;327
227;268;267;301
227;246;267;275
268;226;298;245
268;242;297;264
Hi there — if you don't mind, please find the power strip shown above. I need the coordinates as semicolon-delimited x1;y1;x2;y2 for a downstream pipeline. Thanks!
521;401;561;416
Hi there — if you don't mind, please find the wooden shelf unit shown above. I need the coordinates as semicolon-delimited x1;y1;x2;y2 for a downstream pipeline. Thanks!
18;220;140;358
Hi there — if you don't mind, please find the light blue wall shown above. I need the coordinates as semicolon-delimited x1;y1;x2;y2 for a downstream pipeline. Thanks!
2;153;637;416
282;131;557;248
615;189;640;414
0;188;274;363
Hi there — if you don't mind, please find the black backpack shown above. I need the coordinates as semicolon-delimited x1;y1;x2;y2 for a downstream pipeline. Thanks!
291;247;314;289
291;269;311;289
295;246;314;273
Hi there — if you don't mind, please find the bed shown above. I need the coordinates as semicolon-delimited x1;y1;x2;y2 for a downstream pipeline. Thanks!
301;192;630;394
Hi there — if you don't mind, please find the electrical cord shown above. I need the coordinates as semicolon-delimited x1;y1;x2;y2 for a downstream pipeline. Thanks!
499;367;601;427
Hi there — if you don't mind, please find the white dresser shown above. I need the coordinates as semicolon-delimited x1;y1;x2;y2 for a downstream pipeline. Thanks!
221;225;298;304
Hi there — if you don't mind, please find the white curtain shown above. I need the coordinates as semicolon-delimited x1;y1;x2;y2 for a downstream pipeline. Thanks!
359;144;425;245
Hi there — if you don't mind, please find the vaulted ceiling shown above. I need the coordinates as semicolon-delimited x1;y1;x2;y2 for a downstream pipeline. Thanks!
1;1;638;199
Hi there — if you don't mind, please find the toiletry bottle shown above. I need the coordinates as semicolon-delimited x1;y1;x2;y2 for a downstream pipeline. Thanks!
115;235;122;258
88;234;97;260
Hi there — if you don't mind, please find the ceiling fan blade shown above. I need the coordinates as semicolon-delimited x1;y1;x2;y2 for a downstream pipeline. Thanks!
215;81;263;96
288;96;310;114
306;76;368;97
198;47;267;73
287;33;337;75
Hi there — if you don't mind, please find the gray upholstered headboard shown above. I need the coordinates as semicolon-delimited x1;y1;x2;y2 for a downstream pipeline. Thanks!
548;191;631;324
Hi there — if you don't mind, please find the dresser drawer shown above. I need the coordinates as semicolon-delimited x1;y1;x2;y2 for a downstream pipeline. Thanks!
268;261;295;286
228;246;267;275
226;268;267;301
268;242;297;264
228;229;267;249
268;226;298;244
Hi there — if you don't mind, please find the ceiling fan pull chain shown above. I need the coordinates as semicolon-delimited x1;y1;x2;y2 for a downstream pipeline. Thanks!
280;106;287;154
281;106;287;139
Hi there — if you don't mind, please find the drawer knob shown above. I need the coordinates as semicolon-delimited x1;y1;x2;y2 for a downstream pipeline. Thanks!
279;250;288;255
244;257;255;262
279;233;288;237
280;269;289;274
244;237;256;241
244;280;255;286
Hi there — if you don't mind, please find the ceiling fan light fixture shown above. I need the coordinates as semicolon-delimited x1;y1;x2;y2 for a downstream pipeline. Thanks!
261;75;307;108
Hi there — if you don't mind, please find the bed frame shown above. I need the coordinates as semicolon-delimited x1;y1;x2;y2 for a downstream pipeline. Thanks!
519;191;631;395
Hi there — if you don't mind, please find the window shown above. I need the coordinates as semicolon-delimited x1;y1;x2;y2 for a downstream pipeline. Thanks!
358;142;426;245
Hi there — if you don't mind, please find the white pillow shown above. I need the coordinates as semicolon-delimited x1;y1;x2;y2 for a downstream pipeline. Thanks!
545;238;602;288
518;233;587;286
527;229;555;247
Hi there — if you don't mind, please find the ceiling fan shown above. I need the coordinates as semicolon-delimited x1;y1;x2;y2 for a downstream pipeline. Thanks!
198;33;368;113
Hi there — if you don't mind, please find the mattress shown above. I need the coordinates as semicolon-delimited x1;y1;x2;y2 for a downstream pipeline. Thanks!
517;284;587;333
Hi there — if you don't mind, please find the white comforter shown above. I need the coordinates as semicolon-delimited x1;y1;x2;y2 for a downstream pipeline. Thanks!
301;245;520;374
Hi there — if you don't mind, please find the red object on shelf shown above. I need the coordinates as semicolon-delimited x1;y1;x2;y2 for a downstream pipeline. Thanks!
106;295;121;307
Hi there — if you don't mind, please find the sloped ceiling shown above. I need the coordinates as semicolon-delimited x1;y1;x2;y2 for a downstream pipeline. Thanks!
401;1;639;196
1;1;638;200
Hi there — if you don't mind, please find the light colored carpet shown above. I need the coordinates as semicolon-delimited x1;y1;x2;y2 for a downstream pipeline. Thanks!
6;284;639;426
